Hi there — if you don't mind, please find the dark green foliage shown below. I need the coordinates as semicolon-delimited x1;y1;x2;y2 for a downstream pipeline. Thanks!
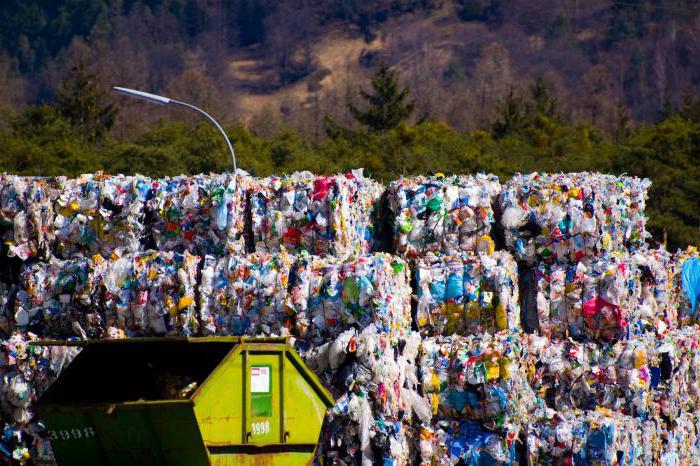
1;64;700;251
348;65;415;134
458;0;501;24
54;61;118;141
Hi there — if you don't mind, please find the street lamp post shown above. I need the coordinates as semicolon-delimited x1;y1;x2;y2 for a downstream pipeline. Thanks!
112;87;237;173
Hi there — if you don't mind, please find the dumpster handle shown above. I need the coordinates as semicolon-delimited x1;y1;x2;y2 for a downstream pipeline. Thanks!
284;431;290;442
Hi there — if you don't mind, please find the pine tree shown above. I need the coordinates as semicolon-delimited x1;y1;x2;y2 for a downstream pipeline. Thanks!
348;65;415;134
54;60;117;141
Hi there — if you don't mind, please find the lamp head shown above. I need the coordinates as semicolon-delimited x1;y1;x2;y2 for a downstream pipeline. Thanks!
112;87;171;105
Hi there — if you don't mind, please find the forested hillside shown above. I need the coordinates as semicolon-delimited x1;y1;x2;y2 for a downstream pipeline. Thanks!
0;0;699;249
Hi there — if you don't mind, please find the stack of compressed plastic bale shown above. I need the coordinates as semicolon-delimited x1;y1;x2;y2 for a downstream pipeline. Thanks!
0;334;79;464
250;170;384;256
289;253;415;465
147;172;248;256
388;174;500;257
53;173;152;258
387;173;532;465
499;172;650;264
0;175;64;261
198;252;293;336
302;329;424;466
414;251;520;336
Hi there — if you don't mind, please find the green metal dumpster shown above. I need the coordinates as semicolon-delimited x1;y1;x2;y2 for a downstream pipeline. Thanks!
35;337;334;466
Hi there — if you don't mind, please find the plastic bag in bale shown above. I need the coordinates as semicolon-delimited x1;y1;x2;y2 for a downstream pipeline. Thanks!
15;258;103;339
53;173;151;258
415;251;519;336
250;170;383;256
102;251;200;336
388;174;500;258
147;172;247;256
287;253;412;343
419;333;535;425
0;175;64;261
499;172;650;264
198;252;292;336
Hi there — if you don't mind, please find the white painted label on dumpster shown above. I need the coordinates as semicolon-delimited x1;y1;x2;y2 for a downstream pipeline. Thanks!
251;366;270;393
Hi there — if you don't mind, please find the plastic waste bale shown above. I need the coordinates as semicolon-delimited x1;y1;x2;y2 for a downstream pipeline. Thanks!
304;329;422;466
525;409;646;465
388;174;500;258
416;420;521;466
414;251;519;336
249;170;384;256
147;172;247;256
676;247;700;326
198;252;293;336
531;253;640;341
53;173;151;258
102;251;200;337
419;333;536;425
0;175;64;261
15;258;103;339
499;172;650;264
524;335;652;417
287;253;412;343
0;333;79;466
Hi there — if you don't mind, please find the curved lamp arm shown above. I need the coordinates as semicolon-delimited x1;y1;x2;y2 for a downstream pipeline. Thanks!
113;86;237;174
